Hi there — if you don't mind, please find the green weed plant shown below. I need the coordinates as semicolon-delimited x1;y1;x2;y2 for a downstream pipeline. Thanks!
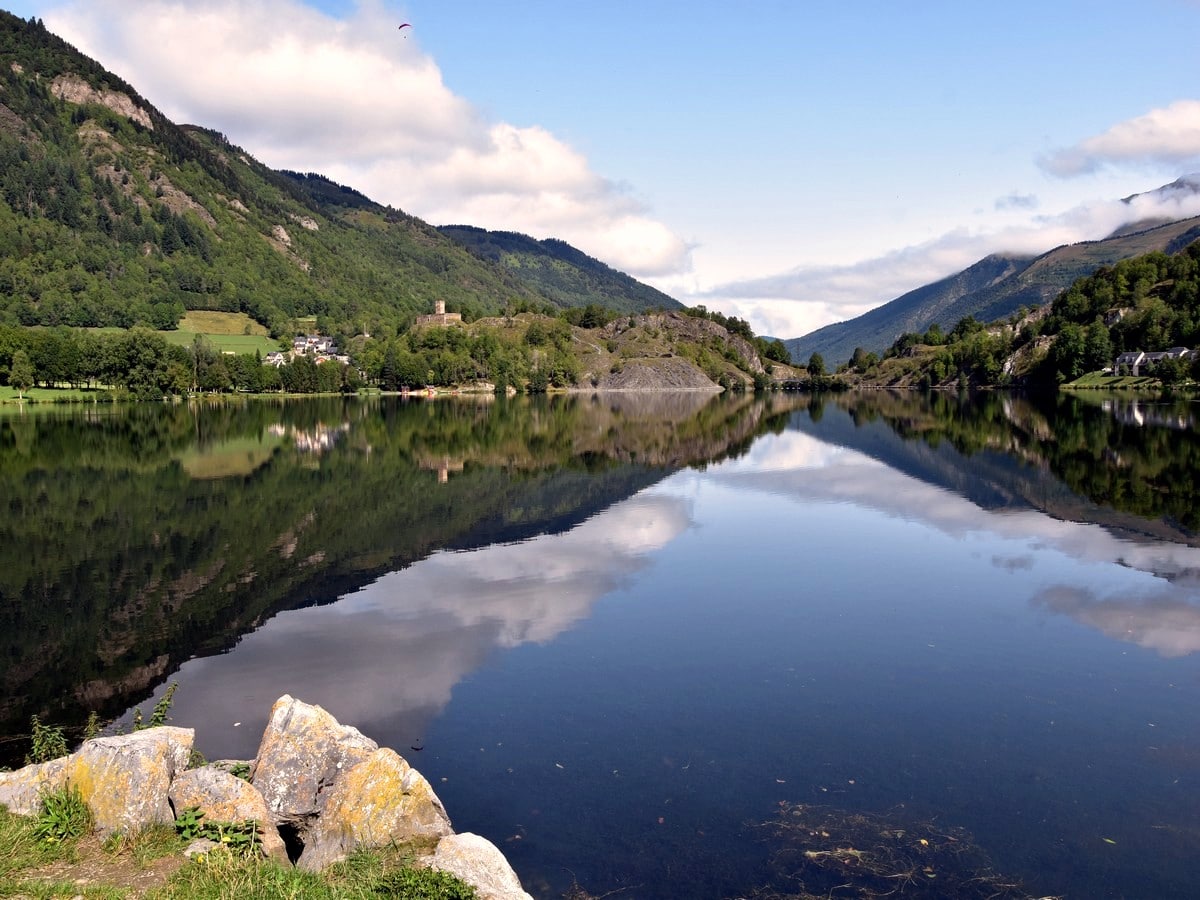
33;783;92;845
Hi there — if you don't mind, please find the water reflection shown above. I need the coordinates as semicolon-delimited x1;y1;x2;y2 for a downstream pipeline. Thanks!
716;415;1200;657
6;390;1200;898
0;393;789;755
1032;585;1200;658
145;492;692;761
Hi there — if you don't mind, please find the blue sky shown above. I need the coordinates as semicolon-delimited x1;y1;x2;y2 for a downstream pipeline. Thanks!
7;0;1200;338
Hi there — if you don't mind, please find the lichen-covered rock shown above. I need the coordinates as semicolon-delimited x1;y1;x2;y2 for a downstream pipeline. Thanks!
63;727;194;836
168;766;287;862
428;832;534;900
298;747;452;871
251;695;377;829
0;757;68;815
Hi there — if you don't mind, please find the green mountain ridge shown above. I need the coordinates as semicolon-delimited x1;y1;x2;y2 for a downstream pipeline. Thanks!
787;210;1200;366
0;13;674;342
437;225;683;314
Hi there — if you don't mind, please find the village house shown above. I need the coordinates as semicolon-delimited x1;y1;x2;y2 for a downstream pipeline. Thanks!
292;334;337;356
1112;347;1192;376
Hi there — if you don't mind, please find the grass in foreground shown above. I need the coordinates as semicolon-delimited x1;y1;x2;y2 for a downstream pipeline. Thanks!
1;806;477;900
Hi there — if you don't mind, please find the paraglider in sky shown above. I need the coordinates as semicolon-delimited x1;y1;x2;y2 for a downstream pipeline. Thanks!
398;23;411;30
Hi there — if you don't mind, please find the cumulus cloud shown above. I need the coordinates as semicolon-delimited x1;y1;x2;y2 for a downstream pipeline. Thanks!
46;0;690;278
1040;100;1200;177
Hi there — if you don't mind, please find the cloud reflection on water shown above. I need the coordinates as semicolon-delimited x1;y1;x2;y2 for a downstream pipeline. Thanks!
165;492;692;758
1032;585;1200;658
706;430;1200;657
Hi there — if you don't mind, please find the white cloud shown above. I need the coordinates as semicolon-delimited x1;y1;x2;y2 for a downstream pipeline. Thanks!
1040;100;1200;177
693;181;1200;341
46;0;690;278
995;191;1038;211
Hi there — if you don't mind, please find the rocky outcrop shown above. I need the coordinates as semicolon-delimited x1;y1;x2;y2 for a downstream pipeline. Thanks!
251;694;379;830
168;766;287;862
0;696;527;899
0;757;68;816
431;833;534;900
64;727;195;837
50;74;153;129
592;357;722;391
298;747;452;871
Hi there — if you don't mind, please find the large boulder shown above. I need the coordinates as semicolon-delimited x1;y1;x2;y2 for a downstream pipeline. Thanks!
251;695;377;830
429;832;534;900
168;765;288;862
62;727;194;836
0;757;69;816
298;747;452;871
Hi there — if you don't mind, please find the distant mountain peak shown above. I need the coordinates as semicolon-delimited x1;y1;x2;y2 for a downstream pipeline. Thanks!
1121;174;1200;204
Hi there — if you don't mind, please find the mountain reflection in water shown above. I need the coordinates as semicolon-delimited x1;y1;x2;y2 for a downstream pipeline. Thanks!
3;390;1200;899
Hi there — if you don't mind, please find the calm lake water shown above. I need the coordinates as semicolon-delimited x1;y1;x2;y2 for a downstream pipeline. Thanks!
2;391;1199;898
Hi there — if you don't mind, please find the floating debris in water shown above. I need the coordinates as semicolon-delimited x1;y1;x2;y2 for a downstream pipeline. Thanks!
748;802;1056;899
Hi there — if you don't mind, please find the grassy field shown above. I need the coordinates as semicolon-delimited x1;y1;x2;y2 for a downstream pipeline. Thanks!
79;314;284;356
176;312;270;336
162;331;282;355
0;385;111;404
1065;372;1163;389
170;312;282;355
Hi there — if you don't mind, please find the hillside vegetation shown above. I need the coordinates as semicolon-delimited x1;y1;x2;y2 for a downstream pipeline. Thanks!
788;216;1200;366
843;239;1200;389
438;225;683;314
0;303;795;399
0;13;679;347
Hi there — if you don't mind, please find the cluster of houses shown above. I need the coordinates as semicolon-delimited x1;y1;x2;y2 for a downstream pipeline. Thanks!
1110;347;1196;376
263;334;352;368
261;302;458;370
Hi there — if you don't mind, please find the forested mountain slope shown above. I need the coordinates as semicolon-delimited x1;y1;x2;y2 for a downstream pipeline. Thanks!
787;214;1200;366
437;225;682;314
0;13;638;339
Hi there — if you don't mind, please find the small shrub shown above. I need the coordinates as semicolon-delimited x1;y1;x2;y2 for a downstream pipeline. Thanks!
174;806;262;858
133;681;179;731
26;715;68;764
34;783;92;845
82;711;102;741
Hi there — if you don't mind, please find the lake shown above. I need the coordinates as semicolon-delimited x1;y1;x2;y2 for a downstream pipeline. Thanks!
2;390;1199;898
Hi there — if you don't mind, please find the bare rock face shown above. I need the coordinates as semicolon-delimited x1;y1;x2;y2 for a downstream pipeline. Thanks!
50;74;153;129
168;766;288;862
63;727;194;836
0;757;68;815
251;695;378;832
594;358;721;391
429;833;534;900
299;747;453;871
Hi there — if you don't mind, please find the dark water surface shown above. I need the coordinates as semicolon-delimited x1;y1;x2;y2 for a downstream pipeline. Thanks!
3;391;1199;898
